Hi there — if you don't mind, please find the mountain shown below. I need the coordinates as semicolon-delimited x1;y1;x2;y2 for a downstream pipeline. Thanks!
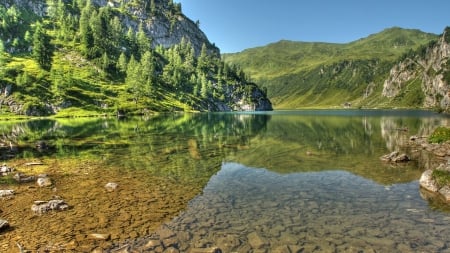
223;27;448;111
0;0;272;116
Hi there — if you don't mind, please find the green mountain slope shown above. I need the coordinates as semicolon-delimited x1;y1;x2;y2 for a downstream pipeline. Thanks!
223;27;440;109
0;0;272;117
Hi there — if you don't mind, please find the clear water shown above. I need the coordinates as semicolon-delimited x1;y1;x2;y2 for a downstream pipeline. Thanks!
1;110;450;252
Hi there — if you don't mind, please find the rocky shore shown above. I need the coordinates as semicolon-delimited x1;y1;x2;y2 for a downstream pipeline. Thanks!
408;136;450;202
380;133;450;204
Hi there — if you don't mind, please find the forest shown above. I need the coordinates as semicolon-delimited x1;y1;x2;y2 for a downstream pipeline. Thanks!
0;0;270;116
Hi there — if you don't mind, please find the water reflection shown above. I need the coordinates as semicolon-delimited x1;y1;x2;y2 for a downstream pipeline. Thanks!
1;110;450;251
1;110;449;186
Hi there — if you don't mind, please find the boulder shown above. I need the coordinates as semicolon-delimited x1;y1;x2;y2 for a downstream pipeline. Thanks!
438;186;450;202
392;153;410;163
380;151;410;163
380;151;399;162
419;170;439;192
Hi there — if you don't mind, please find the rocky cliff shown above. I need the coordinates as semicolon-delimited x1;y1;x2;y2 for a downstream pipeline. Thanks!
1;0;219;55
382;27;450;111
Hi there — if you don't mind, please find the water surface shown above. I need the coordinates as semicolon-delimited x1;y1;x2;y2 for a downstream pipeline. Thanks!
1;110;450;252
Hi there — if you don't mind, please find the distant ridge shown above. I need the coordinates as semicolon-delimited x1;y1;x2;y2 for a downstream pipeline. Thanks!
223;27;449;111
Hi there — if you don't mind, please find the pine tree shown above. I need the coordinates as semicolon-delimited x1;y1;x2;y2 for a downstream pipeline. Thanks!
126;55;144;104
140;50;155;95
137;23;151;57
116;52;128;74
79;3;94;57
32;22;53;70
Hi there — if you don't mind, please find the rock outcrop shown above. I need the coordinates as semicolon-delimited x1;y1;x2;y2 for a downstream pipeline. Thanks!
382;27;450;111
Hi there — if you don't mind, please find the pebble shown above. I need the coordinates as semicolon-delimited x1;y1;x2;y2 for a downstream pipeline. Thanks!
89;233;111;240
105;182;119;192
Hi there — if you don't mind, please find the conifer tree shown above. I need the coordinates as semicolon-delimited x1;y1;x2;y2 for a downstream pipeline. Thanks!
117;52;128;74
137;23;151;57
32;22;53;70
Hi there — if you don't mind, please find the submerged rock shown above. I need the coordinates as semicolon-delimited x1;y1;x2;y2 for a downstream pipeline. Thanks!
31;199;69;214
0;189;15;197
36;175;52;187
0;163;14;176
13;173;35;183
380;151;410;163
0;219;9;231
105;182;119;192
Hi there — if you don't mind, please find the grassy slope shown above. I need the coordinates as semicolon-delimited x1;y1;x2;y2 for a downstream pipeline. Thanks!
223;27;438;109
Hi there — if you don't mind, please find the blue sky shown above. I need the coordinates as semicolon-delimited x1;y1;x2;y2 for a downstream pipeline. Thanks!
174;0;450;53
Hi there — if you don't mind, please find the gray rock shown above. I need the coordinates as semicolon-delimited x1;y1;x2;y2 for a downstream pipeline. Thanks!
392;153;410;163
31;199;69;214
0;189;14;197
0;164;13;175
37;176;52;187
13;173;35;183
380;151;399;162
105;182;119;192
419;170;439;192
438;185;450;201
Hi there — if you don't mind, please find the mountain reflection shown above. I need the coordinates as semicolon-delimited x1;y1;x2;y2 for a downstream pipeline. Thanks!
0;110;448;185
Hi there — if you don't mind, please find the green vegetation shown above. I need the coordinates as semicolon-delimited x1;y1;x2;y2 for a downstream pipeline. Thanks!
429;127;450;143
223;27;439;109
432;169;450;188
0;0;268;116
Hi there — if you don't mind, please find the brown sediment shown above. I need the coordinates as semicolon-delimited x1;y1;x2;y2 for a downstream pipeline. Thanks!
0;157;202;252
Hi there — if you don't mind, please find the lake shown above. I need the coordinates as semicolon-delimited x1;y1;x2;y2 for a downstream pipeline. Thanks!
1;110;450;252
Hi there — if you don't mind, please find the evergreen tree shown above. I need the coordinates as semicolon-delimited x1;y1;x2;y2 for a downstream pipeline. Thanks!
117;52;128;74
32;22;53;70
137;23;151;57
126;27;138;58
79;2;94;57
197;43;209;74
126;55;144;104
0;40;5;77
140;50;155;96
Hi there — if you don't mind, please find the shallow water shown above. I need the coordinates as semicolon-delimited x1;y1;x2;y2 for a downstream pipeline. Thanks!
1;110;450;252
147;162;450;252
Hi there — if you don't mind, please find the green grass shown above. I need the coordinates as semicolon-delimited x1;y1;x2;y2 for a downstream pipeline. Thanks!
432;169;450;188
429;127;450;143
223;27;438;109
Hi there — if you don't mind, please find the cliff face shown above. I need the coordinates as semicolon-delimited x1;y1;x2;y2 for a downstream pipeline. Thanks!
1;0;219;55
382;28;450;111
104;0;220;56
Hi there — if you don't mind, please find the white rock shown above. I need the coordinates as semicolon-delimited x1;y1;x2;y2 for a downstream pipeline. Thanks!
419;170;439;192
